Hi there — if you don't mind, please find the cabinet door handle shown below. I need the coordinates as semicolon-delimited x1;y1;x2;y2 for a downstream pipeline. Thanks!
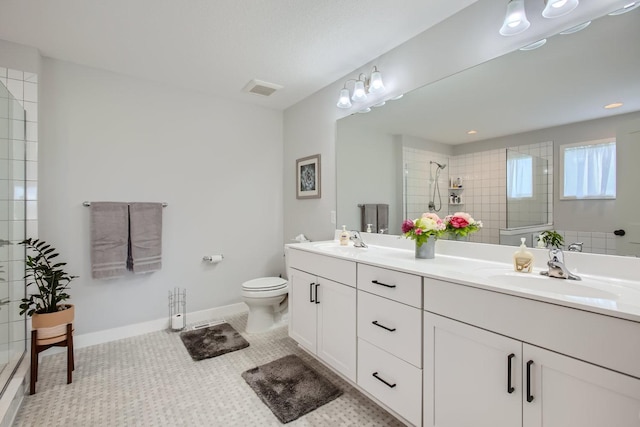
372;372;396;388
371;280;396;289
315;283;320;304
526;360;534;403
309;282;315;303
372;320;396;332
507;353;515;394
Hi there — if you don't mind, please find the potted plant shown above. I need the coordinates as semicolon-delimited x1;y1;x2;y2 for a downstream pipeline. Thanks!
444;212;483;240
19;238;77;337
402;213;447;259
539;230;564;249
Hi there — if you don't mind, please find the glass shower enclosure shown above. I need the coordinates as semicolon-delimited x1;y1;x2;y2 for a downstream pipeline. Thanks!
0;80;27;394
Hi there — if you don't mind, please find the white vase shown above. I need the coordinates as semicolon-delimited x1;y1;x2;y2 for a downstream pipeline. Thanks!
415;236;436;259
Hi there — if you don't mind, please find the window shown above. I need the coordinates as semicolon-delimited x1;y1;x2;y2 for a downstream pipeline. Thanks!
507;153;533;199
560;139;616;199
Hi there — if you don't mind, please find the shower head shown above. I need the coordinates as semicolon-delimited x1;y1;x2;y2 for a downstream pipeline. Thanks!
430;161;447;170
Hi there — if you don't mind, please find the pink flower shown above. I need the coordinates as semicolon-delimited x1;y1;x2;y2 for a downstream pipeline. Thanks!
449;216;470;229
401;219;415;234
415;228;423;235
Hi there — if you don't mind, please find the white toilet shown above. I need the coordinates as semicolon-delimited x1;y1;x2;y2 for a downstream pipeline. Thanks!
242;277;288;333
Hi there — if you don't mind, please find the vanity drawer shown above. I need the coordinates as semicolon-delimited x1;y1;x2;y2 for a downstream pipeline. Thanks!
287;248;356;286
357;338;422;426
358;290;422;367
357;264;422;308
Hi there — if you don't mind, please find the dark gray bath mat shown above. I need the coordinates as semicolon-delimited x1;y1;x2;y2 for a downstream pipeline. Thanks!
179;323;249;361
242;354;343;424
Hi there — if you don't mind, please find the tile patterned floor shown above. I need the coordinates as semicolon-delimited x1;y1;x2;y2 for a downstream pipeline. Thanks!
14;313;404;426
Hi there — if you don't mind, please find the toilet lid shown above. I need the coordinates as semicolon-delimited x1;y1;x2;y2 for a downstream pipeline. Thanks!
242;277;287;291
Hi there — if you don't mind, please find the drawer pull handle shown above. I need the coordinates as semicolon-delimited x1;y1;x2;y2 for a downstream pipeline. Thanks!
372;372;396;388
309;282;315;303
507;353;515;394
371;280;396;289
315;283;320;304
372;320;396;332
526;360;534;403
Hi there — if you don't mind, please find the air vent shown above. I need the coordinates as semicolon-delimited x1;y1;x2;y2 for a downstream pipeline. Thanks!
243;79;283;97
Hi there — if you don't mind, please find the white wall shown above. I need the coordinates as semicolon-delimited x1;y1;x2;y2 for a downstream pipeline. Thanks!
282;0;619;242
39;59;284;335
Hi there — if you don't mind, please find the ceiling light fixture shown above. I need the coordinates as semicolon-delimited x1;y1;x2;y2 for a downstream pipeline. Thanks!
499;0;531;36
604;102;623;109
609;1;640;15
467;130;478;135
542;0;579;19
336;66;386;109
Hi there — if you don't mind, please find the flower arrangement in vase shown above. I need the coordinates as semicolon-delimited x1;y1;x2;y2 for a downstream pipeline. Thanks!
444;212;483;239
402;213;446;258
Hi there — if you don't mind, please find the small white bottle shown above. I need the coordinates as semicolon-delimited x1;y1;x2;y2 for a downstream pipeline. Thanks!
366;224;373;233
339;225;351;246
513;237;534;273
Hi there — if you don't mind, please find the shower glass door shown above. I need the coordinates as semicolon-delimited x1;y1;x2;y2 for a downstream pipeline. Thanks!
0;80;26;393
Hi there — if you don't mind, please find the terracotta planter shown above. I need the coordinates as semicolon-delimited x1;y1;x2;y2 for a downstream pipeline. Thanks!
32;304;75;345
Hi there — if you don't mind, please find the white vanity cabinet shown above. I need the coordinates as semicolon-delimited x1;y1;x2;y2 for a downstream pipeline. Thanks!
356;264;423;426
424;278;640;427
287;249;357;382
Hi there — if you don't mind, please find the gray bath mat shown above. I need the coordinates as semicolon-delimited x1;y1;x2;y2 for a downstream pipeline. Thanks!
179;323;249;361
242;354;343;424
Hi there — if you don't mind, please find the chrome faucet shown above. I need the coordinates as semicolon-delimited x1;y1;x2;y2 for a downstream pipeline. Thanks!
350;231;368;248
567;242;583;252
540;248;581;280
378;228;387;234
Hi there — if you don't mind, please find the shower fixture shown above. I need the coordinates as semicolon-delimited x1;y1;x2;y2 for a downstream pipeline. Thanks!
428;161;447;212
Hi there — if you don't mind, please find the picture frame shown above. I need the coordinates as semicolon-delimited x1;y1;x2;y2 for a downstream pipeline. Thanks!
296;154;321;199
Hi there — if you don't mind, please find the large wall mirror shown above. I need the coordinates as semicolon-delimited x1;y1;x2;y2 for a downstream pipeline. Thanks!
337;7;640;256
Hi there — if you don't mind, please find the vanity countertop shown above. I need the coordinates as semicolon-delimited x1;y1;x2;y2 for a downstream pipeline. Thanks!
287;239;640;323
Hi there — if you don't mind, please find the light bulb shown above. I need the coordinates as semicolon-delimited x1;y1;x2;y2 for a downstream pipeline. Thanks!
336;88;352;109
351;80;367;102
542;0;579;18
369;68;385;94
499;0;530;36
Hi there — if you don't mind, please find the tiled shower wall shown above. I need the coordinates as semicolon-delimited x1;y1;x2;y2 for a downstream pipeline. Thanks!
0;66;38;372
404;141;552;245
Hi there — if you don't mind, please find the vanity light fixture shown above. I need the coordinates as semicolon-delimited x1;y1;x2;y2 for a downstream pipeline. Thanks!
336;66;386;109
542;0;579;19
499;0;531;36
609;1;640;15
604;102;623;109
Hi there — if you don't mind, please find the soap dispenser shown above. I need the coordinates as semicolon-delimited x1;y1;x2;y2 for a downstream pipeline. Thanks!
513;237;534;273
339;226;351;246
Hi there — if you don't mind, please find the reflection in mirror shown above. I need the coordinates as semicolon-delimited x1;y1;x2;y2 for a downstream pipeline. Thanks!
336;8;640;256
506;149;549;229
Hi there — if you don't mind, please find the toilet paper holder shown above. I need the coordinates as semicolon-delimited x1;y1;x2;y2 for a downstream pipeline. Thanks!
203;254;224;263
168;287;186;331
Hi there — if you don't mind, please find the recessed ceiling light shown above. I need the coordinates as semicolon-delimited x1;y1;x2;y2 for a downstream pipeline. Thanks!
389;94;404;101
467;130;478;135
358;107;372;114
609;2;639;15
520;39;547;50
373;101;386;107
604;102;623;109
559;21;591;35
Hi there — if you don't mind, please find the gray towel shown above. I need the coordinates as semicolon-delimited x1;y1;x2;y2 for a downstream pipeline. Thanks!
128;202;163;274
90;202;129;279
361;204;377;233
377;204;389;233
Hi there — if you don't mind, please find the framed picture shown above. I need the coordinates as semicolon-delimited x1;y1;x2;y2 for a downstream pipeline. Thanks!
296;154;321;199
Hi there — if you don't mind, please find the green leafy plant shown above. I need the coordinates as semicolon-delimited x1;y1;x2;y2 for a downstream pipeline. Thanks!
19;238;77;316
540;230;564;249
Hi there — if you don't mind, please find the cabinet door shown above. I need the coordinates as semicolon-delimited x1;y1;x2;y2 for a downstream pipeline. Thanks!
424;313;522;427
523;344;640;427
288;268;317;353
317;278;356;382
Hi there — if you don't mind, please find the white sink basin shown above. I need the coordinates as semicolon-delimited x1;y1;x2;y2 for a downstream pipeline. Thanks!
483;271;618;301
308;242;371;258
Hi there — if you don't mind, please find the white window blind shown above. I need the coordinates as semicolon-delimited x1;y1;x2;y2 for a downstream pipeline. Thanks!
561;139;616;199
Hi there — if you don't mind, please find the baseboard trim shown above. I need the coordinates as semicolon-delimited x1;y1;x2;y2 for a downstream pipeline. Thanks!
74;302;249;349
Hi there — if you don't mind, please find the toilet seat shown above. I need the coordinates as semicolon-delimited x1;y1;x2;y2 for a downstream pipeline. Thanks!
242;277;287;292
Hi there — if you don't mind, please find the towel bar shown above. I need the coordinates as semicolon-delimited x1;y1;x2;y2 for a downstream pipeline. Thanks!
83;201;168;207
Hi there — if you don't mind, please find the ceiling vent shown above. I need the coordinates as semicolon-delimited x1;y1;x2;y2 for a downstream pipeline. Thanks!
243;79;283;97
